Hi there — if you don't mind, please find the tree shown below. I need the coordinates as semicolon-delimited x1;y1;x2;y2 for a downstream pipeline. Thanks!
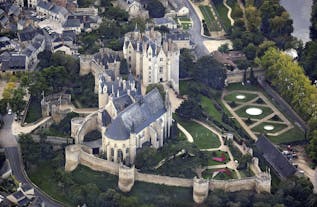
10;87;26;115
176;99;202;119
243;43;257;60
218;43;230;53
245;6;261;32
179;49;195;78
120;59;129;74
194;56;226;90
147;0;165;18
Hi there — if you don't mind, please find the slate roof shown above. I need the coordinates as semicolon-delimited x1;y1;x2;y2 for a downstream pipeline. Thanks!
113;94;133;113
0;53;26;71
153;17;175;25
105;88;166;140
64;18;81;28
18;27;43;42
21;183;33;192
255;135;296;178
102;110;111;126
11;191;24;200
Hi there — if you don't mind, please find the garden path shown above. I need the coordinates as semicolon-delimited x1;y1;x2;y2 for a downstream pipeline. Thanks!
223;0;235;26
177;123;194;143
193;119;241;178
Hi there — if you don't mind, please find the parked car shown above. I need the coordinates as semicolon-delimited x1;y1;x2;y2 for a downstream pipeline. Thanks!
8;109;12;115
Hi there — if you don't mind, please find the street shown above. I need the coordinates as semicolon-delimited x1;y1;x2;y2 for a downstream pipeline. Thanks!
184;0;210;58
0;115;64;207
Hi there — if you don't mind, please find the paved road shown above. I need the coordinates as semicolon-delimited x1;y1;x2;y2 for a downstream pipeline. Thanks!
184;0;210;58
1;115;64;207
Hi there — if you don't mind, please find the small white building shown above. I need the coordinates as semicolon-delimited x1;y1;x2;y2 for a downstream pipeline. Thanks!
177;6;189;16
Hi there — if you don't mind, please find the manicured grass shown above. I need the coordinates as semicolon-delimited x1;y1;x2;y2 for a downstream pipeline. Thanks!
177;119;221;149
224;91;258;103
202;168;237;179
205;150;230;166
268;126;306;144
201;96;222;122
226;83;260;91
251;122;288;134
25;98;42;123
199;5;221;31
235;105;274;120
212;0;231;31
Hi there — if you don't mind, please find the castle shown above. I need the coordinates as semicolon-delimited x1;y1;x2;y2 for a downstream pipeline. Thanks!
70;71;172;165
123;26;180;93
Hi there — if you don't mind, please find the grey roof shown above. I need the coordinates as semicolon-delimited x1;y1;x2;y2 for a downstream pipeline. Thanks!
37;0;69;16
113;94;133;113
0;9;4;16
64;18;81;28
0;53;26;71
18;27;43;42
12;190;24;199
0;16;8;26
21;183;33;192
8;4;20;16
255;135;296;178
106;88;166;140
102;110;112;126
17;197;30;206
83;139;102;148
153;17;175;25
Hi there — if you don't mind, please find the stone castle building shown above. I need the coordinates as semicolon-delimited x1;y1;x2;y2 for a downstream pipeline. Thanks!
123;26;180;93
70;71;172;164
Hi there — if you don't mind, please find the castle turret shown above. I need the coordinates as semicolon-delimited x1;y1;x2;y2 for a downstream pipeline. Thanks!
118;165;135;192
193;177;209;204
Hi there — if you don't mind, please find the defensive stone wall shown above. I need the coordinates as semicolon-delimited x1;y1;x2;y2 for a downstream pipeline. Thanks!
72;112;100;144
65;144;271;203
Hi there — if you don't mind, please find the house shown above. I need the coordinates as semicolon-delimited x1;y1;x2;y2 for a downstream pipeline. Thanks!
36;0;69;24
167;31;193;49
116;0;149;20
6;183;35;206
255;135;296;179
63;17;82;33
22;34;45;68
0;37;14;51
153;17;177;29
0;52;28;73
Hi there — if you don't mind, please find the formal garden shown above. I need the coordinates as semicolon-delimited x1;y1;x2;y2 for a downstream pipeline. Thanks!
199;5;222;32
177;17;192;30
222;85;305;144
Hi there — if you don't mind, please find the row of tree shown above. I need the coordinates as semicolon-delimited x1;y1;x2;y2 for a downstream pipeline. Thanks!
258;47;317;163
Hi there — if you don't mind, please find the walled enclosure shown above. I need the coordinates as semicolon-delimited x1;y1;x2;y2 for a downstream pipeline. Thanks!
65;145;271;204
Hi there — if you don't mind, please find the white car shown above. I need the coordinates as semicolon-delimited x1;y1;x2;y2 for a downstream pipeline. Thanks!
8;109;12;115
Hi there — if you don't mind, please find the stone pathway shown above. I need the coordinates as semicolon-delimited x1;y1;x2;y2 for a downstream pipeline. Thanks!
12;117;52;136
177;123;194;143
193;120;241;179
223;0;235;26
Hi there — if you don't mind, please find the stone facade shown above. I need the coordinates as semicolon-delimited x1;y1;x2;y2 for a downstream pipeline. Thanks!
115;0;149;20
41;92;71;122
123;27;180;93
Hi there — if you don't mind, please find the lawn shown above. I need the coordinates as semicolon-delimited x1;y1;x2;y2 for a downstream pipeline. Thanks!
202;168;237;179
199;5;222;31
178;119;221;149
212;0;231;31
234;105;274;120
224;91;258;103
205;150;230;166
25;97;42;123
268;125;306;144
251;122;289;134
201;96;222;122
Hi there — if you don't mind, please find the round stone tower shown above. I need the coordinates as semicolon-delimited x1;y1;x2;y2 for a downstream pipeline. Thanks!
118;165;135;192
193;177;209;204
